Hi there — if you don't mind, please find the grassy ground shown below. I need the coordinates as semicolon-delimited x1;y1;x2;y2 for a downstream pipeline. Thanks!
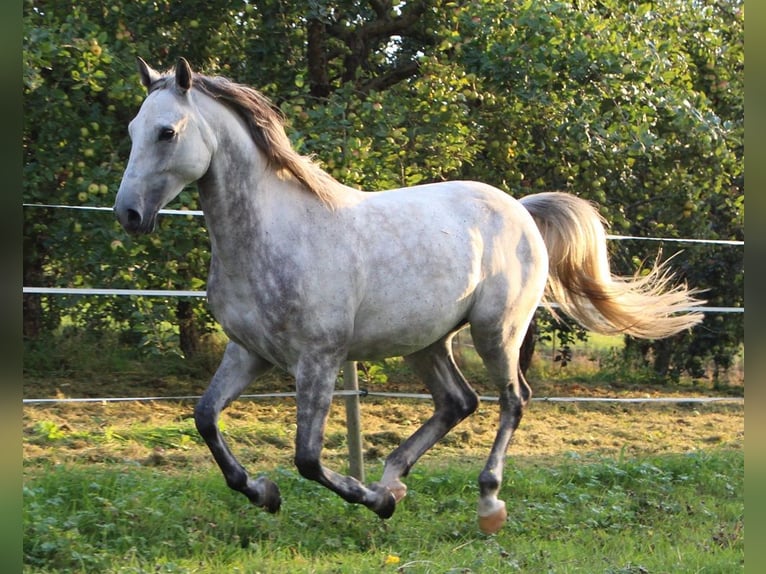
23;332;744;572
23;451;743;573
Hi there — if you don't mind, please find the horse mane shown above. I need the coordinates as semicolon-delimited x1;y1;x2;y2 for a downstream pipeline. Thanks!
152;71;341;206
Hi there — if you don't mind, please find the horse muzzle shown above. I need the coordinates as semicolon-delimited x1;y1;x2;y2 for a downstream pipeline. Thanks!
114;199;158;235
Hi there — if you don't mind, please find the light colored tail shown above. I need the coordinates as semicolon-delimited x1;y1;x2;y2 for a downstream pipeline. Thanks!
520;191;704;339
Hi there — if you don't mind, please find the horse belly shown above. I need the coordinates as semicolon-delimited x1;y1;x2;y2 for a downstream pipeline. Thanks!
348;256;479;360
348;303;470;360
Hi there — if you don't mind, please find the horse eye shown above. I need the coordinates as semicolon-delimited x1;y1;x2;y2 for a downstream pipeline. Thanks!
158;127;176;141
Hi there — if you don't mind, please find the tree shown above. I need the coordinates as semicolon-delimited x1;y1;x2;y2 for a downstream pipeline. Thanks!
23;0;743;379
453;0;743;379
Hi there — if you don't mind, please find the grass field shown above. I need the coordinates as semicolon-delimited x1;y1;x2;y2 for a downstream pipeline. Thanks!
23;450;743;573
23;333;744;572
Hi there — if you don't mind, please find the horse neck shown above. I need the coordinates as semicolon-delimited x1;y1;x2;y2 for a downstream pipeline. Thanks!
193;95;324;262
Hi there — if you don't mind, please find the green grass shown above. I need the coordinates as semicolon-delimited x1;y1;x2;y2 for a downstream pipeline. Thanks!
23;449;743;573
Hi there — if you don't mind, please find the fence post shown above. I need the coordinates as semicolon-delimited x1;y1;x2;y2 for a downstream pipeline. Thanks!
343;361;365;482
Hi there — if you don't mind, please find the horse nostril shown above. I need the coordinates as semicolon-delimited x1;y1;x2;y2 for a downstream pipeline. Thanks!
126;208;142;225
115;205;145;234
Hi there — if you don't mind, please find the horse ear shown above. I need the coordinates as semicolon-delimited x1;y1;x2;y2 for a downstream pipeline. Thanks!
136;57;161;90
176;57;193;93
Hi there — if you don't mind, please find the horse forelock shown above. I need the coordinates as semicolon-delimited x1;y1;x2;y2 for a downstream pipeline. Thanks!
146;76;172;94
151;68;339;206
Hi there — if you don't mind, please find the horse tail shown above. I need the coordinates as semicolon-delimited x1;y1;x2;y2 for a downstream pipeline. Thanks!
519;191;704;339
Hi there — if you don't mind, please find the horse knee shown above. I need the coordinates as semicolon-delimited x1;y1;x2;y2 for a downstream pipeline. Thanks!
193;400;218;438
460;391;480;418
445;390;479;423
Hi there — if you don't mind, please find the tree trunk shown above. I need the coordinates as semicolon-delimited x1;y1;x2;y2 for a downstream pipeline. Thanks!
23;230;47;339
651;339;672;378
22;289;42;339
307;19;331;98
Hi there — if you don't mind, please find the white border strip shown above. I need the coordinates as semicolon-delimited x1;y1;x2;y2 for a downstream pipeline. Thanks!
23;287;207;297
604;234;743;246
23;203;204;217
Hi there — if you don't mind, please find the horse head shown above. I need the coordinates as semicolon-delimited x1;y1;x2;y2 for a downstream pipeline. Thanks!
114;57;214;234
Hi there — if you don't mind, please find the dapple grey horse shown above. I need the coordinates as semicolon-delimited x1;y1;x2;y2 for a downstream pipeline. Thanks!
114;58;703;533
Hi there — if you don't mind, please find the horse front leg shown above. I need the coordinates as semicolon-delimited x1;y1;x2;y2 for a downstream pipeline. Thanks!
292;355;397;519
194;341;281;513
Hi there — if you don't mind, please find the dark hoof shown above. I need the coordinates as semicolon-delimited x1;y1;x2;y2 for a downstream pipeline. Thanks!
260;479;281;513
244;477;281;513
368;483;397;519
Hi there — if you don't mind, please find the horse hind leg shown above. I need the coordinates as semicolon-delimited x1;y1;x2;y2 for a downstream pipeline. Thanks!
377;335;480;505
194;342;281;513
470;324;533;534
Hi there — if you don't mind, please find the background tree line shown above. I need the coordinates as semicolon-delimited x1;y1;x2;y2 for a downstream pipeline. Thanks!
23;0;744;381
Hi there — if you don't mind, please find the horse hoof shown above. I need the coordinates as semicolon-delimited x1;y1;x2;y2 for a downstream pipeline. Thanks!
260;479;281;513
246;477;281;513
369;483;397;519
478;500;507;534
376;492;397;519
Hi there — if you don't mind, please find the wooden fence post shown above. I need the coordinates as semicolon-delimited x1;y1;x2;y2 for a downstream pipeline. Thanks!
343;361;365;482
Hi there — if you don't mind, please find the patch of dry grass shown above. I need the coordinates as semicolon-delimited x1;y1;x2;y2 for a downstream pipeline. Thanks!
23;335;744;476
23;393;743;478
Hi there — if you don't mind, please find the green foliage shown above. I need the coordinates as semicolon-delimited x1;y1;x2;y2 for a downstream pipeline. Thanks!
23;0;743;378
454;0;743;377
288;59;483;190
31;420;67;442
23;0;224;351
22;327;228;394
23;450;743;572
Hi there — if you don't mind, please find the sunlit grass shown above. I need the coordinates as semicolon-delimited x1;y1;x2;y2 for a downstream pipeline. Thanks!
23;449;743;573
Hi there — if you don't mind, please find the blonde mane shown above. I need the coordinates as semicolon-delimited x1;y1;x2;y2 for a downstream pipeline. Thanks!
152;70;341;206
